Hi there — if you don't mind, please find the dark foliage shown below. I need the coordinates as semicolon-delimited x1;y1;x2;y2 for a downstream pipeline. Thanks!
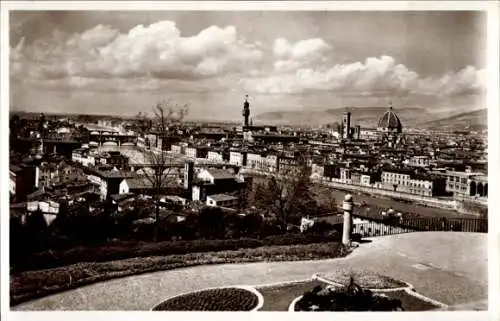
197;207;226;239
153;288;258;311
305;220;336;235
252;156;321;230
11;232;342;272
295;277;404;311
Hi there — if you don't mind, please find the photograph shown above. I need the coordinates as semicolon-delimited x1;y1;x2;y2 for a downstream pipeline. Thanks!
2;2;496;316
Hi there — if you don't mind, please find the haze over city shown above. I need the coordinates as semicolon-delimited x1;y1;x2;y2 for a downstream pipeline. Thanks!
10;11;486;120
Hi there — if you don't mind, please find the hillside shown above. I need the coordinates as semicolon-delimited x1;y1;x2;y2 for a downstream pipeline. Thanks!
421;109;487;131
255;106;431;128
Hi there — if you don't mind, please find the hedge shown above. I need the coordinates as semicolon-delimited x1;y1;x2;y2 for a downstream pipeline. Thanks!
13;232;341;272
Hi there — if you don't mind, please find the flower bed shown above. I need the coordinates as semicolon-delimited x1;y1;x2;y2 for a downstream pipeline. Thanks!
316;271;408;289
294;283;404;311
152;287;259;311
292;277;443;311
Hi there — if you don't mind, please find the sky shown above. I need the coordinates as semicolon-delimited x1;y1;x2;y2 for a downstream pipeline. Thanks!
9;11;487;121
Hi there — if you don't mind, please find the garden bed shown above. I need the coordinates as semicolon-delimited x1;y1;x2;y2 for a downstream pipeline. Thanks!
293;288;442;311
317;271;409;289
257;280;327;311
152;287;259;311
292;275;443;312
11;241;347;306
384;290;443;311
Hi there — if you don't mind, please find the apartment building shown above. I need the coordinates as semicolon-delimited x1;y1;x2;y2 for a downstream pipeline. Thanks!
229;151;247;166
445;170;487;199
408;155;431;168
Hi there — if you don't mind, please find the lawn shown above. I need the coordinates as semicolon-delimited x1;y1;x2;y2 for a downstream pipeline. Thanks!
256;273;441;312
153;287;258;311
257;280;326;311
384;290;442;311
11;241;346;306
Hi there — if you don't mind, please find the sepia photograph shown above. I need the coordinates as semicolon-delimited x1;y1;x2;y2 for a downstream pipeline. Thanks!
1;1;498;319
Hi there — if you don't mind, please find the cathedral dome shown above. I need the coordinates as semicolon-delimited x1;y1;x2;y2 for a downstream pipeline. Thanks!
377;105;402;133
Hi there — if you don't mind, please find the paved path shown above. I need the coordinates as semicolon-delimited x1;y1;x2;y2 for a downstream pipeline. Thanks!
13;232;487;311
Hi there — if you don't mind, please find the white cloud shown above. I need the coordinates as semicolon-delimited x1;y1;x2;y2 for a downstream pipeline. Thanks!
272;37;331;72
11;25;485;100
243;55;485;97
417;65;486;96
273;37;330;60
11;21;263;81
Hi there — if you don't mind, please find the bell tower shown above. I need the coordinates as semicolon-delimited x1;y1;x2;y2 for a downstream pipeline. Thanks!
342;111;351;140
242;94;250;127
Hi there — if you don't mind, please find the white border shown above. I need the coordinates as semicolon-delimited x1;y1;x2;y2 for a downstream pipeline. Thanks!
0;1;494;11
1;2;498;321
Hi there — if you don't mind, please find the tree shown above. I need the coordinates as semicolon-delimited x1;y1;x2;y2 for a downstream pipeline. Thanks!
240;212;264;237
253;155;318;231
315;186;339;215
135;111;151;134
141;99;189;242
10;114;20;137
197;206;225;239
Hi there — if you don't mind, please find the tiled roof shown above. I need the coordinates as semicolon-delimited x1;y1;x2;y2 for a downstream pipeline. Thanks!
125;177;154;189
206;168;235;180
10;164;23;173
207;193;239;202
93;169;135;179
110;193;135;202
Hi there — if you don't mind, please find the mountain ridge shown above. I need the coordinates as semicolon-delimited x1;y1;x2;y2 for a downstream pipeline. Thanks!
254;107;487;130
420;108;487;130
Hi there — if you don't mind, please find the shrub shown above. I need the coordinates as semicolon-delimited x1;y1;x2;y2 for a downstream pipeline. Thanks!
352;233;362;242
12;232;343;272
295;277;403;311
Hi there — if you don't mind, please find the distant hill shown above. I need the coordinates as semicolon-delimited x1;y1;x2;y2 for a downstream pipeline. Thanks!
255;106;431;128
421;109;487;131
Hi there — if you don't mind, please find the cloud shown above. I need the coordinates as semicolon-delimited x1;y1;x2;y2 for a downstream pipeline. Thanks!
273;37;331;72
11;24;485;100
417;65;486;96
243;55;485;97
19;75;234;95
273;37;331;60
11;21;263;81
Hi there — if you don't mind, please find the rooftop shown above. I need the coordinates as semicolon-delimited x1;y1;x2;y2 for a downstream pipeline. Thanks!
10;164;23;173
207;193;239;202
206;168;235;180
125;177;154;190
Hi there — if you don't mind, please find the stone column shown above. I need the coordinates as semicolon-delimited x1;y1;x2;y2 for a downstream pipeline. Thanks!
342;194;354;246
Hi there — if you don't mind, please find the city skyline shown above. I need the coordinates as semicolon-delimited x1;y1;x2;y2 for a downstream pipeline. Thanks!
10;11;486;120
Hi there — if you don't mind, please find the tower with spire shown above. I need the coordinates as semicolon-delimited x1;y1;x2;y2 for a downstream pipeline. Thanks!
242;94;250;127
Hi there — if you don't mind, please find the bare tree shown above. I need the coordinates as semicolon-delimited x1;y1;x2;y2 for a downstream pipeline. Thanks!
135;111;152;134
140;99;189;242
253;155;317;231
